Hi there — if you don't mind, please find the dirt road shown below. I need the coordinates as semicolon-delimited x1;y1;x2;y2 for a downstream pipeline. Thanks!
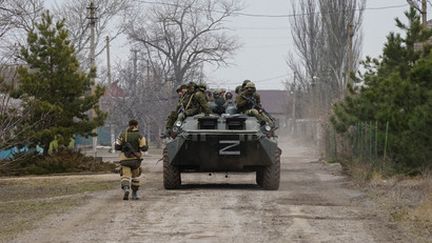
13;137;408;243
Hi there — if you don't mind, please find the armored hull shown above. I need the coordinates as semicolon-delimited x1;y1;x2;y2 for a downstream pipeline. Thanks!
163;114;281;190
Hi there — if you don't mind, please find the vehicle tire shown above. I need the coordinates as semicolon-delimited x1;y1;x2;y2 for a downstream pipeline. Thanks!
256;169;263;187
262;148;281;190
163;147;181;189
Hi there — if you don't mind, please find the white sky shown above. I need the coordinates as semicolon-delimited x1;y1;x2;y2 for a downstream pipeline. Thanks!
207;0;414;90
46;0;425;90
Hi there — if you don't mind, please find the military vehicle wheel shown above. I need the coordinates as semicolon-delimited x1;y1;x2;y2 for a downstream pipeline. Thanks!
163;148;181;189
256;169;263;187
261;148;281;190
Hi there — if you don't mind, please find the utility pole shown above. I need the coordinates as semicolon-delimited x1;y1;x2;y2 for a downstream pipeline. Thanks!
106;36;115;154
106;36;112;85
422;0;427;24
131;49;139;88
346;23;354;96
146;59;150;89
291;74;297;135
87;1;98;156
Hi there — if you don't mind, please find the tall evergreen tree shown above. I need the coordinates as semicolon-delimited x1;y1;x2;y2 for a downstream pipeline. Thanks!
331;8;432;170
13;11;106;153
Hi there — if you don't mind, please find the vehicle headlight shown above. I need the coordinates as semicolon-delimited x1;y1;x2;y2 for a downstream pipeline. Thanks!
264;125;271;132
175;121;182;127
172;126;179;133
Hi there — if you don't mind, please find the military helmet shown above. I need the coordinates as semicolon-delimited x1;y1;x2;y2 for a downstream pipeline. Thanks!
242;79;252;88
187;81;197;91
176;84;187;92
244;81;256;89
188;81;197;87
197;82;207;90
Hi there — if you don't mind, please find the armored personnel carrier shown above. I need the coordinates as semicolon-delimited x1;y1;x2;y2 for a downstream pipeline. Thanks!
163;113;281;190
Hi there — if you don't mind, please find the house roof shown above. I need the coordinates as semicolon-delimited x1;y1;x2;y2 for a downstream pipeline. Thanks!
105;81;126;97
257;90;288;115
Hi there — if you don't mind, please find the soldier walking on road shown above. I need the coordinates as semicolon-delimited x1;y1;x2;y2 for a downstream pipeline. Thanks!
115;120;148;200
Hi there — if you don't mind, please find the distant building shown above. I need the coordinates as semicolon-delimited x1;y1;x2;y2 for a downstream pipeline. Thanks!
257;90;289;128
0;64;22;89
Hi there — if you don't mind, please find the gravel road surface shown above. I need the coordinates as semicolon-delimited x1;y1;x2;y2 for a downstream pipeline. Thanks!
13;137;407;243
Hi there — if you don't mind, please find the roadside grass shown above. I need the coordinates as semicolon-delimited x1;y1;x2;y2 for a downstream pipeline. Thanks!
340;160;432;242
0;150;117;176
0;175;117;242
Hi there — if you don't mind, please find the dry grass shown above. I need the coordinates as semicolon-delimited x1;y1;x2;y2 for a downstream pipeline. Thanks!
365;173;432;242
340;160;432;241
0;175;117;242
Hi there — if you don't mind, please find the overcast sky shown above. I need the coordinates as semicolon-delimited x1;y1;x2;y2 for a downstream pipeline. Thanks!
47;0;425;90
207;0;414;90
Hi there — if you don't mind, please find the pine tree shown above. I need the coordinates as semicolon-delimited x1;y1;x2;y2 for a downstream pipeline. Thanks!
13;11;106;154
331;8;432;170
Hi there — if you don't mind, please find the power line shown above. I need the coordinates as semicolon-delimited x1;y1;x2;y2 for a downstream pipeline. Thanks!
243;43;291;49
255;74;288;83
214;74;288;86
234;26;290;31
137;1;409;19
236;4;409;18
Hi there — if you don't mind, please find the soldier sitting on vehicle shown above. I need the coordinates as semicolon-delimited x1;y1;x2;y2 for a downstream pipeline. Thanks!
212;88;226;115
235;80;251;95
165;84;188;136
235;81;274;126
178;82;211;120
223;91;237;114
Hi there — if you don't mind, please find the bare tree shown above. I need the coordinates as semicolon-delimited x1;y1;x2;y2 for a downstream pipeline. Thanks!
287;0;323;87
0;0;44;63
126;0;242;92
106;53;173;147
406;0;422;12
52;0;131;66
0;0;43;38
287;0;365;119
319;0;365;99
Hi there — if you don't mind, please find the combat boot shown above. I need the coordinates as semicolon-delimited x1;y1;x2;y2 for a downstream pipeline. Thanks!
122;186;130;200
131;190;140;200
131;185;140;200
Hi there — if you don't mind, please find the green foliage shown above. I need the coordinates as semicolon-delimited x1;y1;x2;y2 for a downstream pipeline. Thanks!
332;8;432;170
13;11;106;151
0;150;116;176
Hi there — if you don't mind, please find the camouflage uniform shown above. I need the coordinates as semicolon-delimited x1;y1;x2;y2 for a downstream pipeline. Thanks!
115;121;148;200
183;82;211;116
236;82;273;125
213;89;226;114
165;84;188;132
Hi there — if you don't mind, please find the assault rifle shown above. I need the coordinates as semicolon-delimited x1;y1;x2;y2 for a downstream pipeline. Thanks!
240;94;277;125
177;104;185;114
122;142;142;160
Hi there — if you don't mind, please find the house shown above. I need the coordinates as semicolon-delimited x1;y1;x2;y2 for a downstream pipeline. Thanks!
257;90;290;128
0;64;22;89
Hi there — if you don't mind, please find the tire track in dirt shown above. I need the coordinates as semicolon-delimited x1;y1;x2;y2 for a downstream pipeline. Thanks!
12;137;409;242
